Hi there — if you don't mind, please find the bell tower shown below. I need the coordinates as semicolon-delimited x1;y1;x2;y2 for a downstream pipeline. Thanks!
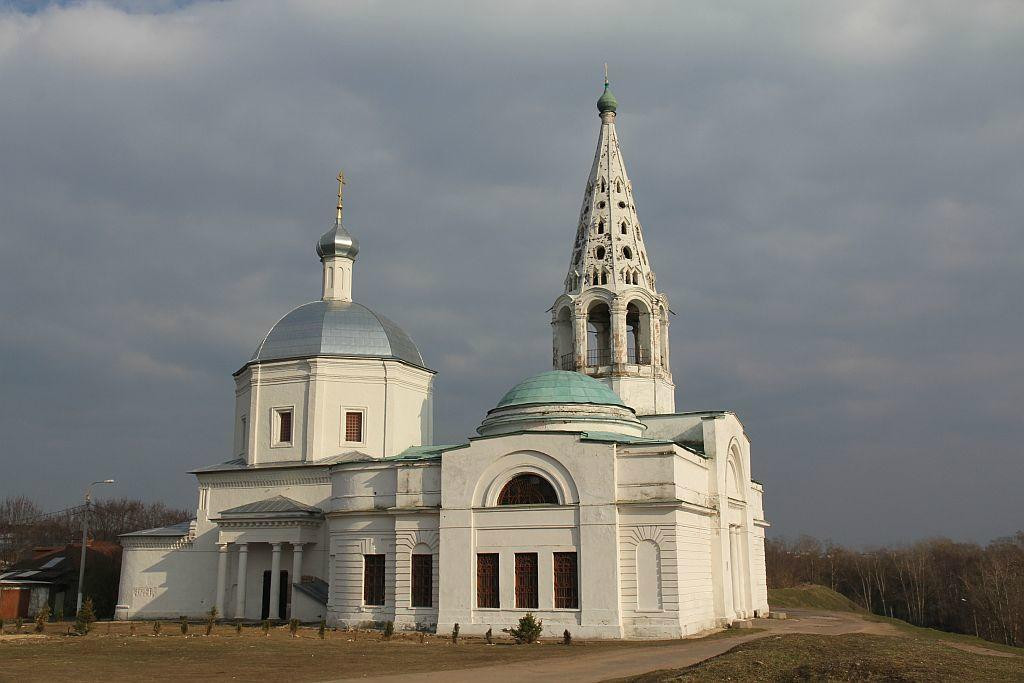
550;75;675;415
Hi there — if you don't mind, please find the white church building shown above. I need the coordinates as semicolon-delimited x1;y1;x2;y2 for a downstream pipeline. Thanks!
115;81;769;639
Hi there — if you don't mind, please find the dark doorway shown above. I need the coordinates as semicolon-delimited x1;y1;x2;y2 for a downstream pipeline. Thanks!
260;570;288;620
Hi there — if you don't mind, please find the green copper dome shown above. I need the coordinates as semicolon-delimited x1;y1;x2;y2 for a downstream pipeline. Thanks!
496;371;626;409
597;83;618;113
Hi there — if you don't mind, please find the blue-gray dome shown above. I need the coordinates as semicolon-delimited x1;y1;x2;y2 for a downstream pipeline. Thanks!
251;300;426;368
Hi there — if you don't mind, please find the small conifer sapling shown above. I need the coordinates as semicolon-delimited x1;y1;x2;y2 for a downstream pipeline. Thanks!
35;605;51;633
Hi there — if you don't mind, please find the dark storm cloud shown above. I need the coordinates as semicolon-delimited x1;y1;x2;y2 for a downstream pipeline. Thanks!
1;1;1021;545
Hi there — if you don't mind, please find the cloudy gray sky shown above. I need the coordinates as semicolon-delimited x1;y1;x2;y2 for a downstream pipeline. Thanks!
1;1;1021;545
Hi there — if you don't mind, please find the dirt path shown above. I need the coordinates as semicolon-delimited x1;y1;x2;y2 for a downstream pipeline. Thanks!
325;610;901;683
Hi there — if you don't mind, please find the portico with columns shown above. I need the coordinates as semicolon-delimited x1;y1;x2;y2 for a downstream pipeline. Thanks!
210;497;324;620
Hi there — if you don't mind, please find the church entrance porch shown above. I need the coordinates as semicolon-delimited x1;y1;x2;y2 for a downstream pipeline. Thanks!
211;495;324;621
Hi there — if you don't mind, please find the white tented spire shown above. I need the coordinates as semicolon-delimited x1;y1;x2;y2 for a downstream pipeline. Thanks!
564;81;656;296
551;78;675;415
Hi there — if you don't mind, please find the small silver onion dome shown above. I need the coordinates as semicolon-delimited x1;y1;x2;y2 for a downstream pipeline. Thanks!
316;224;359;259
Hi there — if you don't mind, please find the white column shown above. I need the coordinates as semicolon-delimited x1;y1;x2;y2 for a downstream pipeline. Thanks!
611;300;627;365
234;543;248;619
215;543;229;618
574;306;588;368
269;542;283;620
729;527;743;619
290;543;305;619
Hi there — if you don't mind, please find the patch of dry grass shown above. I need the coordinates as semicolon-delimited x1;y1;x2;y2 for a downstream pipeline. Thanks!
622;633;1023;682
767;584;862;612
0;621;661;682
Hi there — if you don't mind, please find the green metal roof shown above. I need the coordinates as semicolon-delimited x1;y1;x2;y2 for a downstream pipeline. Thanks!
580;431;673;445
495;371;626;409
388;444;463;461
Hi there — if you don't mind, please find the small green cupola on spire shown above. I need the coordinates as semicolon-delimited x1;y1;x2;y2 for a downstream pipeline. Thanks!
597;65;618;114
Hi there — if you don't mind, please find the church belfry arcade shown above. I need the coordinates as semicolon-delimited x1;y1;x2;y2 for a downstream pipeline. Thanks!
551;77;675;415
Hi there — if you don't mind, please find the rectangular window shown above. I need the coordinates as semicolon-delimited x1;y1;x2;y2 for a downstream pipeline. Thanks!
274;408;293;446
476;553;499;608
345;411;364;443
411;554;432;607
514;553;538;609
239;415;247;454
363;554;385;606
553;552;579;609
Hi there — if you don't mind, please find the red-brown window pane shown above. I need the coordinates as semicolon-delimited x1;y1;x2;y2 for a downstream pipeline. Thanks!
278;410;293;443
515;553;538;609
363;554;385;606
554;552;579;609
498;474;558;505
477;553;499;608
345;411;363;442
411;554;432;607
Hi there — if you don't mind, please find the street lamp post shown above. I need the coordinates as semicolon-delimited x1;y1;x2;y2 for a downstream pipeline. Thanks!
76;479;115;613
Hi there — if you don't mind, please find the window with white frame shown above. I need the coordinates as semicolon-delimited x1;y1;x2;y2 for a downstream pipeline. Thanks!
273;407;294;446
343;409;365;444
239;415;247;454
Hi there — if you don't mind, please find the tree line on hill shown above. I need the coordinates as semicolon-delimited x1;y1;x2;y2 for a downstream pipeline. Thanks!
766;532;1024;647
0;495;190;565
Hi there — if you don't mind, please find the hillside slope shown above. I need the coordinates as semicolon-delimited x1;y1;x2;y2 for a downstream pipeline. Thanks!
768;584;862;612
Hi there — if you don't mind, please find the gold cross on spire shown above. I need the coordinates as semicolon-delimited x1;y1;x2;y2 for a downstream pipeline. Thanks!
336;170;346;224
604;62;609;86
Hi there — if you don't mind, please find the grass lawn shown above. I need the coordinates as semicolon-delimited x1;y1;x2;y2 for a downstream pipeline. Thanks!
0;620;682;682
767;584;862;612
622;632;1024;682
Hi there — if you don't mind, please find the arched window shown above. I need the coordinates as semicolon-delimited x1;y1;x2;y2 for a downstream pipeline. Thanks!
600;178;606;193
621;221;628;235
498;474;559;505
623;246;633;260
616;179;622;193
597;220;604;234
600;270;608;285
595;246;605;260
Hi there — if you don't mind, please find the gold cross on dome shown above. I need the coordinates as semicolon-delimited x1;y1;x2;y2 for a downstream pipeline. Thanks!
336;170;346;223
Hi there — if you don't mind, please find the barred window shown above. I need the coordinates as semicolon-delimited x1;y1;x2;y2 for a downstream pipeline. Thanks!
515;553;538;609
363;554;385;606
498;474;558;505
274;408;293;445
345;411;363;443
477;553;499;608
411;554;432;607
554;552;579;609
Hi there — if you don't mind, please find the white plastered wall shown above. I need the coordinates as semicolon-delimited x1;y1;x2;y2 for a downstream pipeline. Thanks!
437;432;624;639
233;357;433;465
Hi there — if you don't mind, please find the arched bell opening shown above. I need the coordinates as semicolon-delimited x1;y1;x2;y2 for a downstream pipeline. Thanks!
554;306;575;370
587;302;611;367
626;300;652;365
